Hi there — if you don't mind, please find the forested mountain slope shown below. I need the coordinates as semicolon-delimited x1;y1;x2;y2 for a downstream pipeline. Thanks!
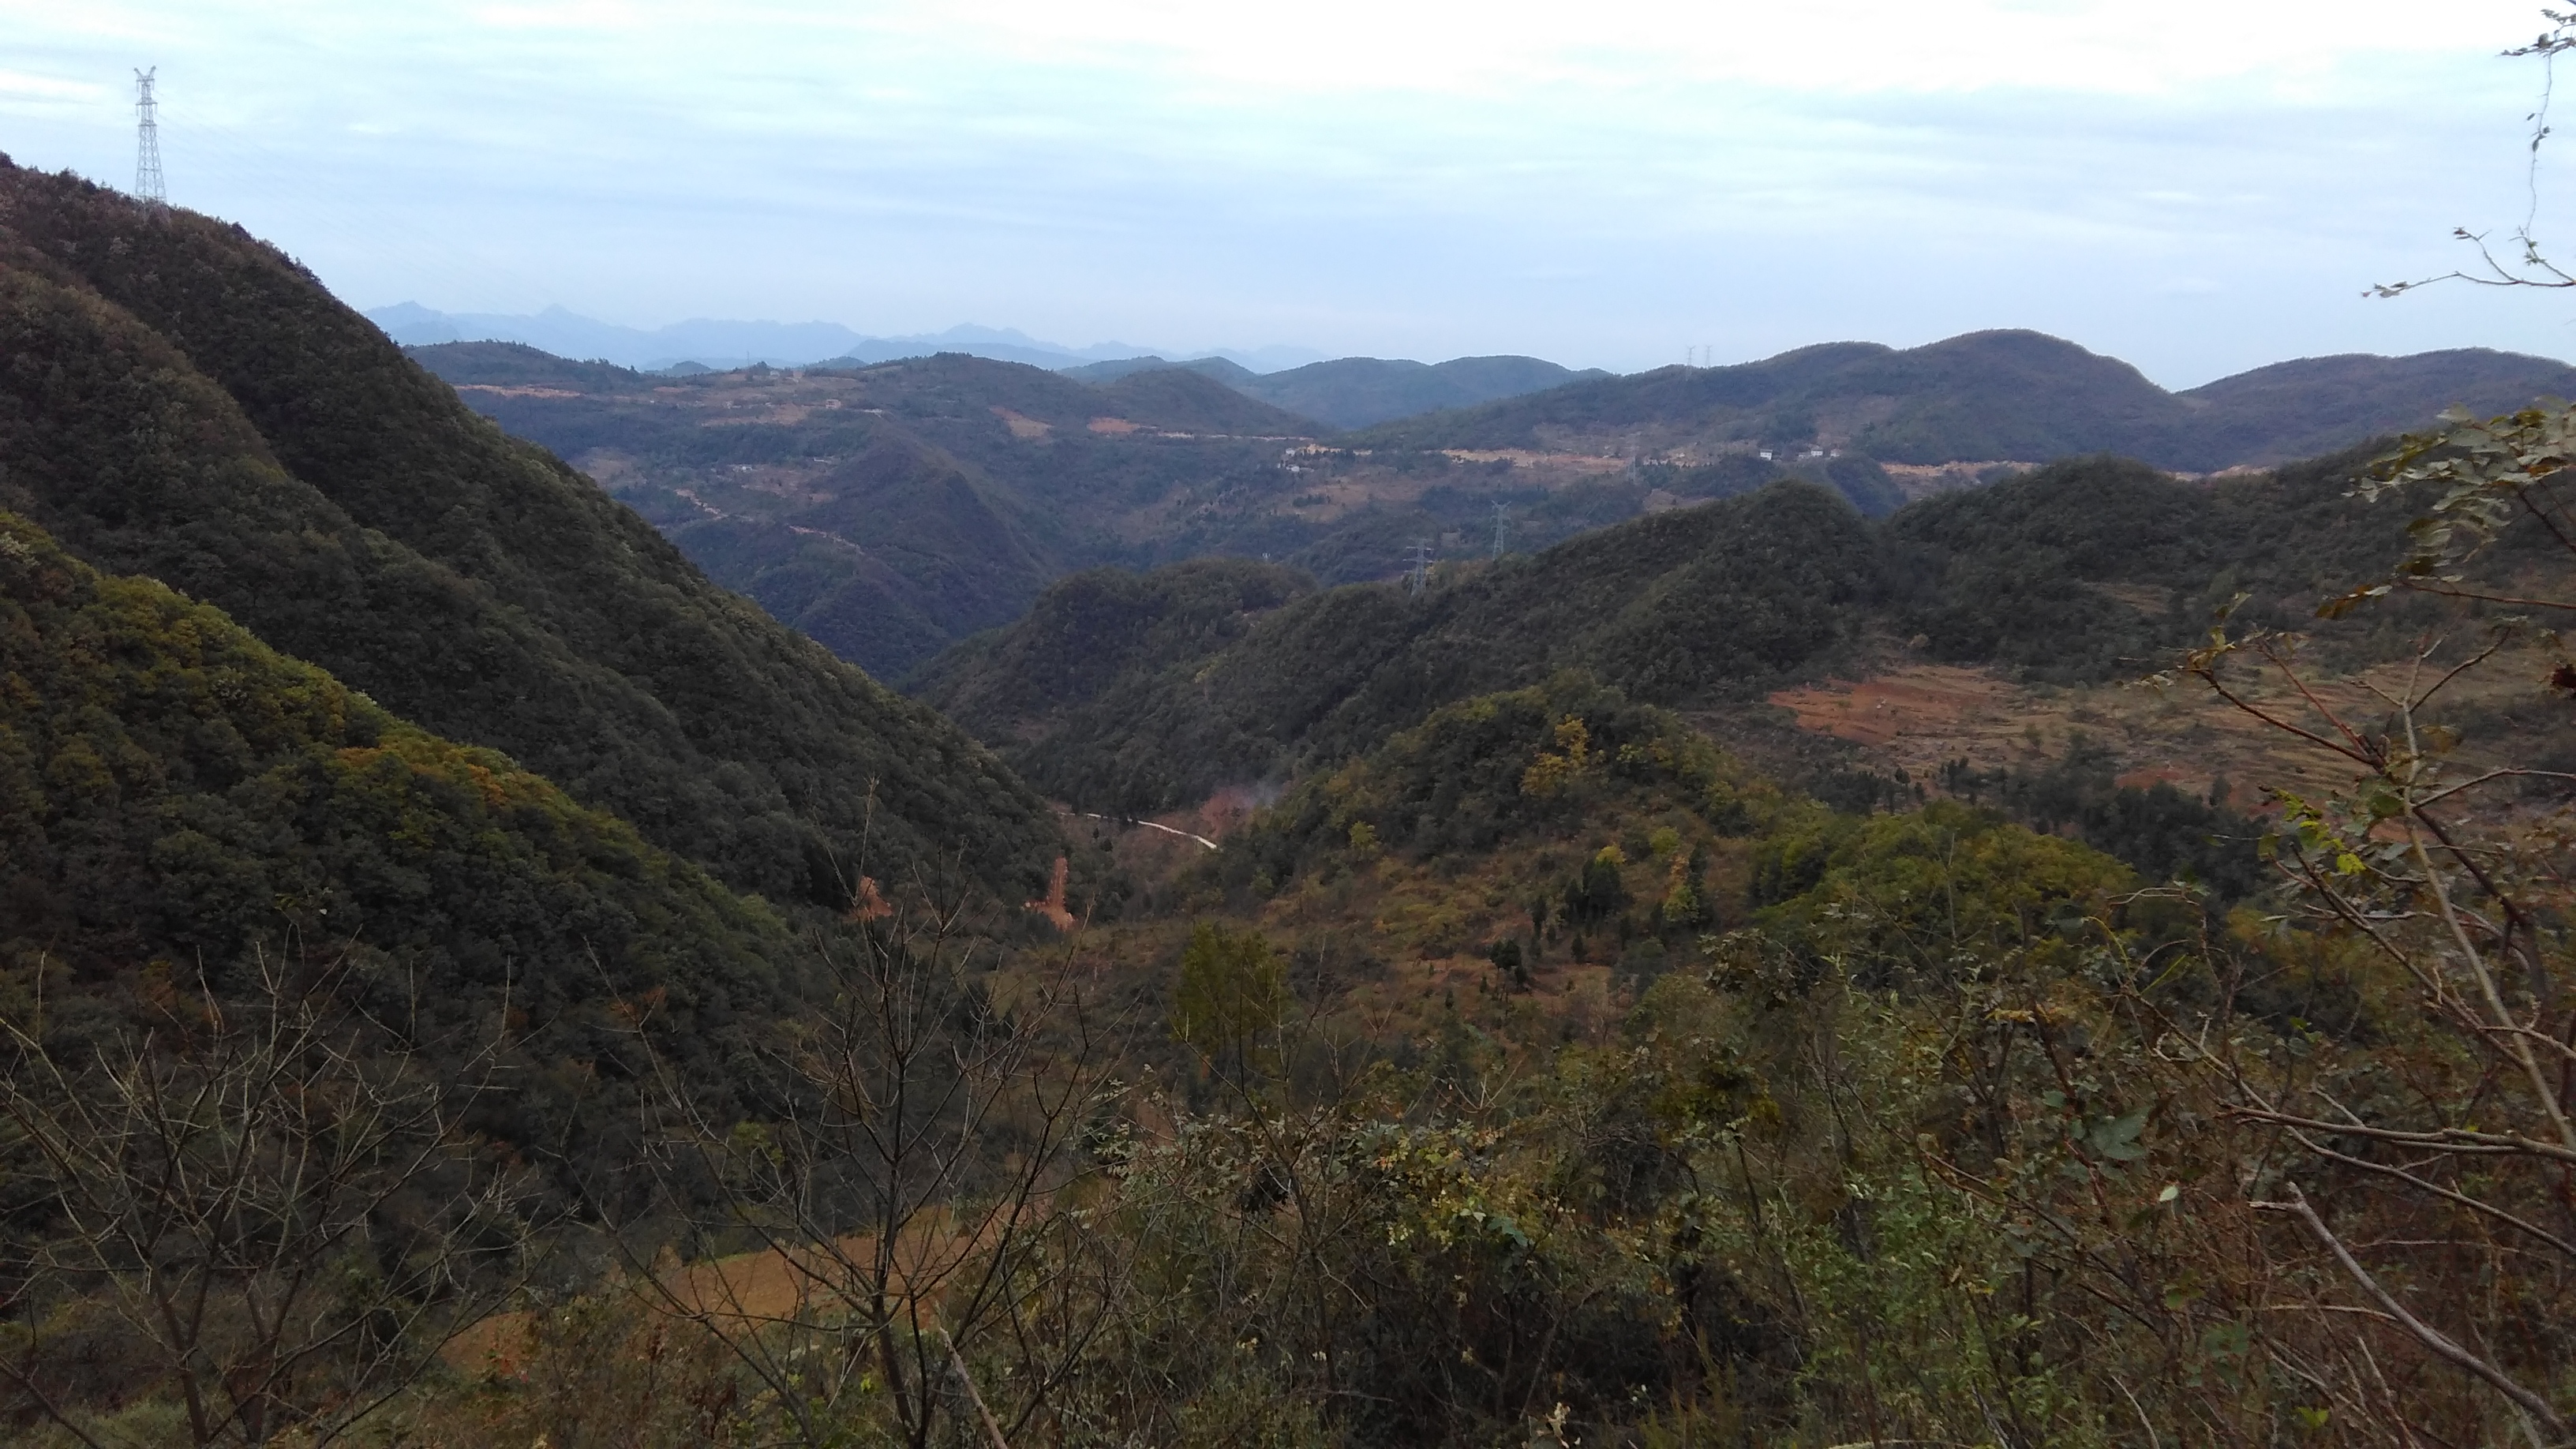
2171;346;2576;463
919;481;1885;811
417;328;2574;690
1355;328;2576;470
1093;365;1319;434
0;509;794;1146
1224;354;1612;429
0;159;1057;903
406;343;1347;676
916;451;2426;813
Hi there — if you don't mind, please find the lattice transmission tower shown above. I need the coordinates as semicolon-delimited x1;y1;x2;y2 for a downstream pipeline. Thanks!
133;69;165;205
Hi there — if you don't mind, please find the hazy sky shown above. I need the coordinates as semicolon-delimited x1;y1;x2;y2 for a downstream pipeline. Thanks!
4;0;2573;381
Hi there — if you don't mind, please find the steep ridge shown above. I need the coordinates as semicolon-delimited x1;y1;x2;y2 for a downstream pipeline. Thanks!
0;509;792;1147
1354;329;2576;471
0;159;1057;903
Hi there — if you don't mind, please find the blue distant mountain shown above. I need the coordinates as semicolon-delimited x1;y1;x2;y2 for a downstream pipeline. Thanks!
362;302;1322;374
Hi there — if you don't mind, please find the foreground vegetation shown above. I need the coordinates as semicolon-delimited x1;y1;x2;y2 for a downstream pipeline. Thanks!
7;391;2568;1445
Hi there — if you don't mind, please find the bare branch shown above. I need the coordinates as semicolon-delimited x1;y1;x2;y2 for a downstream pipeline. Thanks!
2253;1187;2567;1436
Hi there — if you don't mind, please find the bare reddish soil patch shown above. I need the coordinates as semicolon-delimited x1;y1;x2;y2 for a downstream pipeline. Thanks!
991;406;1052;440
1767;656;2549;806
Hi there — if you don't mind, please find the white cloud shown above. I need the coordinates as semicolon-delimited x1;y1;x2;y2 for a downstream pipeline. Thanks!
0;69;109;106
0;0;2565;381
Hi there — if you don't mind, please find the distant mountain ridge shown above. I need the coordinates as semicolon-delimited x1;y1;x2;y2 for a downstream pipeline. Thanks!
369;305;1609;428
1352;329;2576;473
407;328;2576;685
1064;354;1615;429
366;301;1324;373
373;308;2576;474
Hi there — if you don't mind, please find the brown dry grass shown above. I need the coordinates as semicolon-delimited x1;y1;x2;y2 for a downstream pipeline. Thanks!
1768;650;2554;804
447;1214;985;1380
991;406;1053;440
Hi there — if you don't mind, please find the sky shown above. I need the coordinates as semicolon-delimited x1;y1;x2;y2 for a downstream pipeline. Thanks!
3;0;2574;382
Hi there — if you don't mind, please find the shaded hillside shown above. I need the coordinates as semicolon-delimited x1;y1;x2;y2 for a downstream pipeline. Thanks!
410;326;2575;690
675;432;1054;677
917;481;1882;811
1093;365;1317;434
917;451;2433;813
0;159;1058;904
1058;354;1261;386
920;557;1314;730
399;339;661;393
1355;329;2576;472
2173;347;2576;464
0;510;792;1146
1354;332;2168;460
1054;351;1606;427
407;343;1334;673
1229;354;1609;429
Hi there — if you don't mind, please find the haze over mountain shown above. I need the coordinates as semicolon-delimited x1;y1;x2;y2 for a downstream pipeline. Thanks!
367;301;1325;374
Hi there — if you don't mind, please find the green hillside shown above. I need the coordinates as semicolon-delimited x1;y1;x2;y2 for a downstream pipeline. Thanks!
2172;346;2576;461
1093;365;1319;434
391;338;660;393
1058;354;1263;386
1226;354;1610;429
0;159;1058;904
1054;351;1606;428
918;481;1881;811
676;431;1056;676
919;556;1316;732
408;328;2576;696
410;343;1336;672
916;451;2432;815
0;509;790;1140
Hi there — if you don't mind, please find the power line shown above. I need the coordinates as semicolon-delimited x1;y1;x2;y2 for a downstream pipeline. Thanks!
133;69;165;205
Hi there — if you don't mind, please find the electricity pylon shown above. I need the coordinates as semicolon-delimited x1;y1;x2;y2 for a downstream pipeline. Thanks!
133;69;165;204
1405;541;1434;595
